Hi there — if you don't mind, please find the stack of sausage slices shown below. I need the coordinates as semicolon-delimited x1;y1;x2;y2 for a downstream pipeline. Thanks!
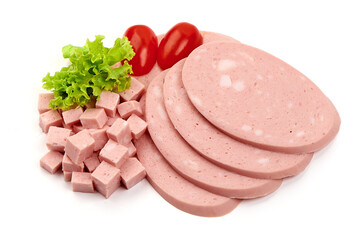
38;28;340;217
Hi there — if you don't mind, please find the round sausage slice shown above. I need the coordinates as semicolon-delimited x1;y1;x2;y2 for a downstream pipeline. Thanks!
163;59;313;179
134;133;240;217
146;71;282;199
182;42;341;154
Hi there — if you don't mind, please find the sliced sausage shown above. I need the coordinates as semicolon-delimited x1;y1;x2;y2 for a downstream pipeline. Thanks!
146;71;282;198
163;59;313;179
134;133;240;217
182;42;341;154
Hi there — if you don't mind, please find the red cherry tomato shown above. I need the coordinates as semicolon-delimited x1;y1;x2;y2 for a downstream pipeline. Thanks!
157;22;203;70
124;25;158;76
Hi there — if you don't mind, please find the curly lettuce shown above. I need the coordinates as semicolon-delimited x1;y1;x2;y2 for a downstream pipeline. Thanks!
42;35;135;110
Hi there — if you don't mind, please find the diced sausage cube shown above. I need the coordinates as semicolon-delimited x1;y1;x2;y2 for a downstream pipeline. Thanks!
80;108;108;129
40;151;63;174
64;171;72;182
120;157;146;189
99;139;129;168
64;130;95;164
89;126;109;151
126;141;137;157
83;156;100;173
62;154;84;172
39;110;63;133
62;107;84;126
127;114;148;140
117;100;143;119
38;93;54;114
95;90;120;117
91;161;121;198
106;118;132;144
46;126;73;152
119;77;145;101
71;172;95;193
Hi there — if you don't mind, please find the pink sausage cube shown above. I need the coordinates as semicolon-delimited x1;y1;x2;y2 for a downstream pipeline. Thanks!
117;100;143;119
39;110;63;133
46;126;73;152
120;157;146;189
89;126;109;151
127;114;148;140
119;77;145;102
80;108;108;129
84;156;100;173
99;139;129;168
62;154;84;172
95;90;120;117
71;172;95;193
91;161;121;198
62;107;84;126
38;93;54;114
64;171;72;182
64;130;95;165
126;141;137;157
106;118;132;144
40;151;63;174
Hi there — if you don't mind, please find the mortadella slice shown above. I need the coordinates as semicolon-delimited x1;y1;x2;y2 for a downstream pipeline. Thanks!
182;42;341;154
163;59;313;179
146;71;282;199
134;133;240;217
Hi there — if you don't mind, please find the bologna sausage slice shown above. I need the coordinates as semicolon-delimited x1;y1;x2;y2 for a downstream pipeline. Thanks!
163;59;313;179
146;71;282;199
134;133;240;217
182;42;341;154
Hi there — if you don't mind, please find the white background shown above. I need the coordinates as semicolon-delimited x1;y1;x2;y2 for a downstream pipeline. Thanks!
1;0;359;239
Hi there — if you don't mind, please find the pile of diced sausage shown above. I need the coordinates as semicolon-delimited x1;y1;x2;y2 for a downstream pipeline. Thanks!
38;77;148;198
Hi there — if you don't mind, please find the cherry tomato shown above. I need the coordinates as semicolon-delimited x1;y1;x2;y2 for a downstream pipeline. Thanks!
157;22;203;70
124;25;158;76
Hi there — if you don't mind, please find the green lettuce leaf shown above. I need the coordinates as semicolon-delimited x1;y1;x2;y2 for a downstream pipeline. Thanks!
42;35;135;110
